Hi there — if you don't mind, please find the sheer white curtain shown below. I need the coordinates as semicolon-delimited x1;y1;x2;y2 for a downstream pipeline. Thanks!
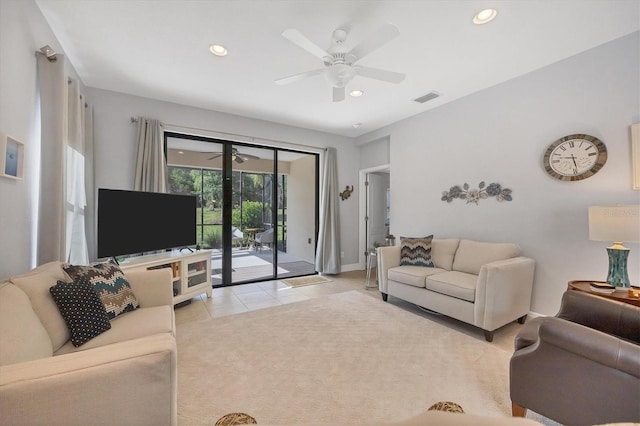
134;117;167;193
65;79;91;264
36;53;93;265
315;147;341;274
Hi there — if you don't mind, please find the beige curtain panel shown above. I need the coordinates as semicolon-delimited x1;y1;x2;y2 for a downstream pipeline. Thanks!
315;147;341;274
134;118;168;193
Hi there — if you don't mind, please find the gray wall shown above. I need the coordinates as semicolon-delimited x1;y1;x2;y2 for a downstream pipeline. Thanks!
359;136;390;170
357;32;640;315
86;88;361;268
0;0;80;277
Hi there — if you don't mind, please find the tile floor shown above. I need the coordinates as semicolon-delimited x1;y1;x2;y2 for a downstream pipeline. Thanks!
174;269;524;353
174;270;377;324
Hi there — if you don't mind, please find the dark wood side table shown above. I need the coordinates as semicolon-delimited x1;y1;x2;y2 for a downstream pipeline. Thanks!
568;280;640;307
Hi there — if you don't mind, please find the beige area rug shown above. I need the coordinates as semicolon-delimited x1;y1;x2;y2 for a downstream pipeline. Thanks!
280;274;331;287
177;290;514;425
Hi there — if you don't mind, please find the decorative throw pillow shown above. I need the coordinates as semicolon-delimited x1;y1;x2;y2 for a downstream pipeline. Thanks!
399;235;434;267
49;277;111;347
63;260;139;320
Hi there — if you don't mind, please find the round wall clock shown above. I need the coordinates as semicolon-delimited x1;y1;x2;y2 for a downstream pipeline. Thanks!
543;134;607;181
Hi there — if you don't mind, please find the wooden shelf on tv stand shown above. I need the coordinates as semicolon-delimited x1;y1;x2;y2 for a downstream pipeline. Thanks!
119;250;212;305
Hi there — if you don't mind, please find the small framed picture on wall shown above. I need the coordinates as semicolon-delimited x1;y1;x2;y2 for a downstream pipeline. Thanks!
0;133;24;180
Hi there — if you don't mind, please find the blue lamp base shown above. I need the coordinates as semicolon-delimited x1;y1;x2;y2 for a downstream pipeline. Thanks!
606;246;630;289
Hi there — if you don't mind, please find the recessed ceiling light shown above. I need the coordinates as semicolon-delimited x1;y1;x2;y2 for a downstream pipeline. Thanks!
473;8;497;25
352;122;362;129
209;44;228;56
178;151;184;154
350;89;364;97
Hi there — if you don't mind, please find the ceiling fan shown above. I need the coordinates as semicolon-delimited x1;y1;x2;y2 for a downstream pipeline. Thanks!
205;147;260;164
275;23;406;102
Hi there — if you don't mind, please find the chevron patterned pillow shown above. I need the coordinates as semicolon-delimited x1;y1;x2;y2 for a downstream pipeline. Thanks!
63;260;139;320
399;235;434;267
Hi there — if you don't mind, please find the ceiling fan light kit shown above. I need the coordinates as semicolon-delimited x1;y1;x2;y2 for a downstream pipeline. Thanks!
276;23;406;102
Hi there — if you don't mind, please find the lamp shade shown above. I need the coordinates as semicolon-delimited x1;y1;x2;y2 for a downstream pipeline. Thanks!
588;205;640;243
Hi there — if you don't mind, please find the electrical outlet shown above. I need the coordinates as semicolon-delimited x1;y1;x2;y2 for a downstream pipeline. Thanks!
308;238;312;244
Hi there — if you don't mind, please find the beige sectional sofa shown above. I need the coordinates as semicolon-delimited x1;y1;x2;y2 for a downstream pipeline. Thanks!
0;261;177;426
377;239;535;341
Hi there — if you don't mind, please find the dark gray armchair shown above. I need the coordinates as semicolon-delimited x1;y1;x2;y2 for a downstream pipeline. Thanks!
510;290;640;425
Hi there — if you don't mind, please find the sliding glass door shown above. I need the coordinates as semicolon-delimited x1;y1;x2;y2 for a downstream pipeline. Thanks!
165;132;318;287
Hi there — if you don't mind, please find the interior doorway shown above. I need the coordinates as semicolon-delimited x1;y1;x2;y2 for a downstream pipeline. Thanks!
358;165;390;269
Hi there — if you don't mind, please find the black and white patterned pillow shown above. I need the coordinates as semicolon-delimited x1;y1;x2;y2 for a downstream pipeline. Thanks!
49;277;111;347
399;235;434;267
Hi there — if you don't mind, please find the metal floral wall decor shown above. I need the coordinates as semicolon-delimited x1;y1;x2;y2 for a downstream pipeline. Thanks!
441;181;512;204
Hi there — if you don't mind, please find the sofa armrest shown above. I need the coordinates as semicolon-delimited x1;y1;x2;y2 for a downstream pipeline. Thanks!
126;268;173;308
377;246;401;293
474;256;535;331
0;333;177;425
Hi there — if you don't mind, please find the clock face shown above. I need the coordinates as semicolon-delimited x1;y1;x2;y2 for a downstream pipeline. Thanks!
543;134;607;181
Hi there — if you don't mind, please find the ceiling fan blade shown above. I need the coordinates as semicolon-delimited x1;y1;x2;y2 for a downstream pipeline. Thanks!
275;68;325;85
356;66;405;83
207;153;223;160
235;156;244;164
239;153;260;160
348;23;400;62
281;29;329;60
333;86;345;102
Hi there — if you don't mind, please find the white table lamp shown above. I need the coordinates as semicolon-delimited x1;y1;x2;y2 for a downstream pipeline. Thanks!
588;205;640;288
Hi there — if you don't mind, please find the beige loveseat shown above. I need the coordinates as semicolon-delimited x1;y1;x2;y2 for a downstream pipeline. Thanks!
377;239;535;341
0;261;177;425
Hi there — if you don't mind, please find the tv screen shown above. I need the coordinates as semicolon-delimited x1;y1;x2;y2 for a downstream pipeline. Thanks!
98;188;197;258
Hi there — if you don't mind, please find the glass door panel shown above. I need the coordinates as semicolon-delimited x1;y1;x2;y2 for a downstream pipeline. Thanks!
231;144;275;284
276;152;317;278
166;136;225;285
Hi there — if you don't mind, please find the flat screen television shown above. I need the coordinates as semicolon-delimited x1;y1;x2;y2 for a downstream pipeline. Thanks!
98;188;197;259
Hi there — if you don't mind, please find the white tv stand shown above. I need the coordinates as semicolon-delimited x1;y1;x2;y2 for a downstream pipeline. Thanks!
119;250;212;305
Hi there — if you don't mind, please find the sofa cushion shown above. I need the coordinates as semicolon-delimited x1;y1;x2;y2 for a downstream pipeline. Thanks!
63;260;139;320
0;282;53;366
431;239;460;271
11;261;71;352
452;239;521;275
425;271;478;303
54;305;174;355
388;265;447;288
50;278;112;347
399;236;434;267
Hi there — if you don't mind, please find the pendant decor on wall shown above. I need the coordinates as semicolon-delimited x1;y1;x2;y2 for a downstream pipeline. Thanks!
441;181;512;205
340;185;354;201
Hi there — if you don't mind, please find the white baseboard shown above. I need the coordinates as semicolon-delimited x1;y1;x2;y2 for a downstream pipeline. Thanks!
340;263;361;272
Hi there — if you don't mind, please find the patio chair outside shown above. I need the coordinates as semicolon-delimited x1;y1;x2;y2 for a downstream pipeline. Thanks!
254;228;274;252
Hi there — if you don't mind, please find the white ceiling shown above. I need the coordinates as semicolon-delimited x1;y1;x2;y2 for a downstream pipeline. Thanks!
36;0;640;138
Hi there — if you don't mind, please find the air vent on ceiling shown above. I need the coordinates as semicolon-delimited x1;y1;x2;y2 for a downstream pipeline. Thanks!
413;91;441;103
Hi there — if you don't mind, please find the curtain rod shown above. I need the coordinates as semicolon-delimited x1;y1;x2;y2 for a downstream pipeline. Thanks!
129;116;325;152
